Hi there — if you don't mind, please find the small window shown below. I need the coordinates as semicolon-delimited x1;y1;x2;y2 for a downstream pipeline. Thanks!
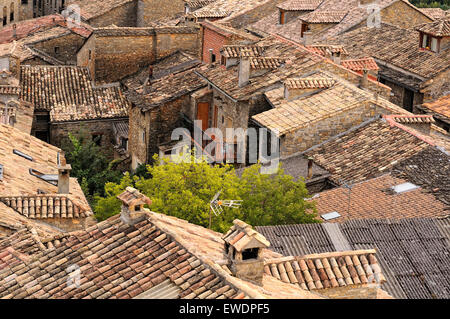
92;134;102;146
13;149;33;161
141;130;145;143
88;50;92;61
242;248;259;260
21;0;28;4
392;182;419;194
321;211;341;220
36;114;50;123
135;205;141;212
121;137;128;150
211;53;216;63
54;46;60;54
431;37;438;52
29;168;58;186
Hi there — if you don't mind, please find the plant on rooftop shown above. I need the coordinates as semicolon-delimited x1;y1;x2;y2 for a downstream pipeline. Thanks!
411;0;449;10
94;152;318;232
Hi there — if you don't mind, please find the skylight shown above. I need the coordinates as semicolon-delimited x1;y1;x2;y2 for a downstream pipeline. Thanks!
391;182;419;194
321;211;341;221
13;149;33;161
29;169;58;186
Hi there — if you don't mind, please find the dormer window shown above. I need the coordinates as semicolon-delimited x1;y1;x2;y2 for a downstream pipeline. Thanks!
279;9;286;25
420;33;440;53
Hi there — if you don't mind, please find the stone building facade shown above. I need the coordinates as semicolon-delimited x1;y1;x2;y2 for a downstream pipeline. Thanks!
77;26;200;83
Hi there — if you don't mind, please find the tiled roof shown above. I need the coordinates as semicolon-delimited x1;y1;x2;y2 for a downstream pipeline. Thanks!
0;14;92;44
341;57;379;71
190;9;231;18
0;123;90;211
277;0;323;11
20;66;130;122
415;17;450;37
0;209;321;299
0;86;20;95
201;21;260;41
387;114;435;124
252;74;406;136
264;250;385;290
0;195;92;219
221;45;265;58
303;117;431;185
250;57;286;69
66;0;135;20
392;146;450;206
420;94;450;121
184;0;217;10
189;0;275;21
305;44;348;56
312;174;448;221
284;77;335;89
257;217;450;299
419;8;448;20
328;23;450;80
300;10;348;23
117;187;152;207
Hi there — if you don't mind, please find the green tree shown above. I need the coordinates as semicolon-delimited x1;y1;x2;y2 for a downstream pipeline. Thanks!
62;130;123;204
94;152;318;232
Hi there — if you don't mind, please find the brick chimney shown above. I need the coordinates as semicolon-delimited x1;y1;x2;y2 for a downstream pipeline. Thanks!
238;57;250;87
117;187;152;225
222;219;270;285
360;68;369;89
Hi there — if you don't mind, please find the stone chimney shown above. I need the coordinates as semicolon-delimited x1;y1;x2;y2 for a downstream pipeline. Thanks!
360;68;369;89
116;187;152;225
57;162;72;194
303;31;312;46
222;219;270;285
331;51;341;65
238;57;250;87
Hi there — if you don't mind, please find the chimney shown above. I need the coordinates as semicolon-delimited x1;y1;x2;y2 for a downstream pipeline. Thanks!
331;51;341;65
222;219;270;285
238;57;250;87
58;163;72;194
117;187;152;225
303;31;312;46
360;68;369;89
307;157;313;179
12;24;17;39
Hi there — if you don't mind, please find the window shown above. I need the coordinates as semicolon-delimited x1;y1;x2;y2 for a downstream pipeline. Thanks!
54;46;60;54
279;10;285;25
21;0;28;4
29;169;58;186
10;3;14;22
242;248;259;260
36;114;50;123
134;205;141;212
13;149;33;161
431;37;438;52
120;137;128;150
88;50;92;61
3;7;7;26
211;53;216;63
92;134;102;146
321;211;341;220
421;33;439;53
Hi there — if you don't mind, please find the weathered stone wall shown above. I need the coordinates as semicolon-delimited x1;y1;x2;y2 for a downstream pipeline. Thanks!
18;0;33;21
308;23;335;33
318;284;381;299
227;0;285;29
381;77;423;111
42;216;97;232
136;0;184;26
380;0;432;29
88;1;138;27
280;102;393;156
50;118;128;158
78;27;200;82
31;33;87;65
421;69;450;103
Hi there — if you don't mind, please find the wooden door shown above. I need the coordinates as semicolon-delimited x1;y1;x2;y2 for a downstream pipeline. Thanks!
197;102;210;131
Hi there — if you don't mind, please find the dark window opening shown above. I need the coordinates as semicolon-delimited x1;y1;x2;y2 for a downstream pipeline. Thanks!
211;53;216;63
13;149;33;161
92;134;102;146
36;114;50;123
34;130;49;142
403;88;414;112
134;205;141;211
21;0;28;4
242;248;259;260
120;137;128;150
54;46;60;54
88;50;92;61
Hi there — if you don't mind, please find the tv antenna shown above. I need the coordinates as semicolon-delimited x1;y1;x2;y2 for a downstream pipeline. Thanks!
209;191;242;229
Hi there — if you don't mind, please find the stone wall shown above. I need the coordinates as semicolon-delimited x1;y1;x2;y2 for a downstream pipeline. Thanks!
0;0;20;27
227;0;285;29
50;118;128;158
136;0;184;27
88;1;138;27
18;0;33;21
318;284;381;299
31;33;87;65
380;0;432;29
42;216;97;232
421;69;450;103
77;27;200;82
280;101;394;156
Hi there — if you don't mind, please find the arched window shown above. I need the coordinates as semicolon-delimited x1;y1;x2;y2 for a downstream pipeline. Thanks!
10;3;14;22
3;7;7;26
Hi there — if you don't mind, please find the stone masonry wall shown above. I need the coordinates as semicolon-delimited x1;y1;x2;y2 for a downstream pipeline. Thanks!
280;102;392;156
32;33;87;65
42;216;97;232
88;1;138;27
50;118;128;159
136;0;184;27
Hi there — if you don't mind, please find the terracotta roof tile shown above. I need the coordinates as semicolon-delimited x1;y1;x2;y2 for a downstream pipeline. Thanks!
250;57;286;69
300;10;348;23
341;57;379;71
284;77;336;89
221;45;266;58
264;250;385;290
419;8;448;20
305;44;348;56
20;66;130;122
420;95;450;121
277;0;323;11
